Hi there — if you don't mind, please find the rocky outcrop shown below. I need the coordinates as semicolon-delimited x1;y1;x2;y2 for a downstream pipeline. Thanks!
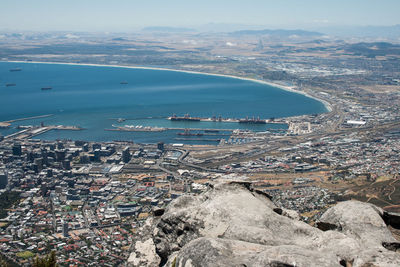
128;180;400;267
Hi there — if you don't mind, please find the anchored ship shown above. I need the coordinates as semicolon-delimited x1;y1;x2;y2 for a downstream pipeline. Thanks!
177;129;204;136
169;114;201;122
238;116;267;124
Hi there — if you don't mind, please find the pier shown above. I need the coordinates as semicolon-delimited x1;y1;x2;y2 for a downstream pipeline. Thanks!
106;126;235;132
3;114;53;123
0;114;54;128
167;114;287;125
105;126;287;133
4;125;84;140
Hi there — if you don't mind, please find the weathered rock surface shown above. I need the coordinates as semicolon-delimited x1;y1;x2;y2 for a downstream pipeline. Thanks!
128;181;400;267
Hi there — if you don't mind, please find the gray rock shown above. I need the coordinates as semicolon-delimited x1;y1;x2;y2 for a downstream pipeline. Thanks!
318;200;399;248
169;237;343;267
131;180;400;267
127;217;161;267
128;238;160;267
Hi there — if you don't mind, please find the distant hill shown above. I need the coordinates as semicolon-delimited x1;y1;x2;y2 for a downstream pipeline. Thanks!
230;29;323;37
142;27;196;33
344;42;400;57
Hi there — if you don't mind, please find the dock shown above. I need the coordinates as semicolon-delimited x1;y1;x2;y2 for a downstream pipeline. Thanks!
168;127;234;132
0;114;54;128
3;114;54;123
167;115;287;125
4;125;84;140
107;126;235;132
0;122;11;128
105;126;286;133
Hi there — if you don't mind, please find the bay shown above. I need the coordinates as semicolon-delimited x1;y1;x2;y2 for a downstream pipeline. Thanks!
0;62;327;144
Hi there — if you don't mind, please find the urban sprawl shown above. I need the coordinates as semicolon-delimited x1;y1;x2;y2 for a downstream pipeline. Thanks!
0;31;400;265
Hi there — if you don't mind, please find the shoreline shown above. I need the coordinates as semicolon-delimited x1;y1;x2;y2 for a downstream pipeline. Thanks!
2;60;332;112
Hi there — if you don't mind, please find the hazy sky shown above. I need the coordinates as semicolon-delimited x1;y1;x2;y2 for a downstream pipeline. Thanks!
0;0;399;31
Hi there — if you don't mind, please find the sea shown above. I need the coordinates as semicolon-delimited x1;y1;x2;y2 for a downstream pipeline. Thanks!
0;62;327;145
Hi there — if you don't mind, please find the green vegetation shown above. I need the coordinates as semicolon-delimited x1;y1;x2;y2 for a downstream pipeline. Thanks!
61;205;72;211
32;251;58;267
16;251;35;259
0;191;21;219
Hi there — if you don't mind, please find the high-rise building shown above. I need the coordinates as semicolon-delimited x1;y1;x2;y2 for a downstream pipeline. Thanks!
93;149;101;162
12;143;22;156
122;146;131;163
157;142;165;151
62;221;69;237
62;160;71;170
57;142;64;150
0;172;8;189
34;158;44;171
55;150;66;162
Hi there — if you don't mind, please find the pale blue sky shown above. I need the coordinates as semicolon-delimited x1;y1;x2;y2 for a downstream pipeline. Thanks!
0;0;399;31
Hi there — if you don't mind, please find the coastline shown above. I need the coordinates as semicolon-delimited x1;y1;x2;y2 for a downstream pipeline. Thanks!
2;60;332;112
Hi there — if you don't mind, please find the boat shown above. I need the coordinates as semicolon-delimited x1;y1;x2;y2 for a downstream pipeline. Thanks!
117;118;126;123
238;116;266;124
177;129;203;136
120;81;128;84
6;83;16;87
41;87;52;90
169;114;201;122
205;129;220;133
9;68;21;72
211;115;223;122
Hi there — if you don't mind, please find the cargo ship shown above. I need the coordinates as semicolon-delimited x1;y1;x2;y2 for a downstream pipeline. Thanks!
211;115;223;122
169;114;201;122
9;68;22;72
238;116;267;124
177;129;203;136
120;81;128;84
6;83;16;87
41;87;52;90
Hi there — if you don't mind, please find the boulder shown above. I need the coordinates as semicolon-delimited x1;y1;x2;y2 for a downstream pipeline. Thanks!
128;180;400;267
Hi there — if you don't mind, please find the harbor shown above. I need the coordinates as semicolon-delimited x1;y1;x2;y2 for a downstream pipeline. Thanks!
0;115;288;144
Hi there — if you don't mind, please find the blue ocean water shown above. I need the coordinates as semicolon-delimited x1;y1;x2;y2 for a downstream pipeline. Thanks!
0;62;327;144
